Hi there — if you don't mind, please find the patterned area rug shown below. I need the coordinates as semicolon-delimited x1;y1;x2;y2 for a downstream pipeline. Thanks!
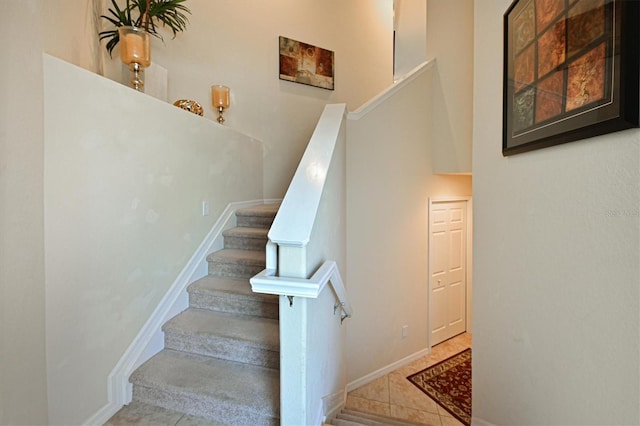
407;349;471;426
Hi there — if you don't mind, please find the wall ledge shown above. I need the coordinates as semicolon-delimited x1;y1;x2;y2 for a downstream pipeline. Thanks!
347;59;435;121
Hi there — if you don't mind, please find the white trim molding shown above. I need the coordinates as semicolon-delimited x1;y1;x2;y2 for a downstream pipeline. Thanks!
346;347;431;392
347;59;435;120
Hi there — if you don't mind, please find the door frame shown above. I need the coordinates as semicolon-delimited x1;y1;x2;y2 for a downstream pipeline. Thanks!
427;196;473;349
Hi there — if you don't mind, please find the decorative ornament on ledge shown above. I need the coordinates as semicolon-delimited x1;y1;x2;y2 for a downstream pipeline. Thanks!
173;99;204;116
211;85;230;124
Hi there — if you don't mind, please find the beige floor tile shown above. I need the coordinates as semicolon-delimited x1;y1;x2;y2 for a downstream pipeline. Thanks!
344;395;391;417
348;374;389;403
440;414;465;426
345;333;472;425
437;404;453;418
389;372;440;414
390;404;442;426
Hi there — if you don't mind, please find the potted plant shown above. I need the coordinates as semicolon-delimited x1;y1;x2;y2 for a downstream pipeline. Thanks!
99;0;191;57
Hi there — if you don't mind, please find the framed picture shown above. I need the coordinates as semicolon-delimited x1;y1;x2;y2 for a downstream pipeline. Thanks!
503;0;639;156
279;36;335;90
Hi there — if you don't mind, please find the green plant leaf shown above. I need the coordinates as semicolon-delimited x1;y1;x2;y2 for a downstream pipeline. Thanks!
98;0;191;54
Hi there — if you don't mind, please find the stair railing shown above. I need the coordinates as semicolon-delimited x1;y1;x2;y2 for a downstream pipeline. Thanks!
252;259;352;322
250;103;351;425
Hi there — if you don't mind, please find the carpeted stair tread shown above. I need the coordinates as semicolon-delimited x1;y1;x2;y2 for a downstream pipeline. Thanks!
187;276;278;319
223;227;269;250
188;275;276;302
337;409;427;426
163;308;279;368
206;248;266;279
131;349;279;422
206;248;266;265
235;204;279;228
235;203;279;218
223;226;269;239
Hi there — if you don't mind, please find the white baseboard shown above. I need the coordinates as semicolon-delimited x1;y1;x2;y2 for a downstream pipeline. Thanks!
82;401;122;426
346;347;431;392
85;199;278;426
321;388;347;423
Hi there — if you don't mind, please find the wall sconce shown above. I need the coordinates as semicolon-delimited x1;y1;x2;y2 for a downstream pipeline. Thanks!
119;26;151;92
211;85;230;124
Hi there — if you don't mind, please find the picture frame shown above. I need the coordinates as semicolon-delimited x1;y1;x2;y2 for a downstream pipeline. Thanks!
279;36;335;90
502;0;639;156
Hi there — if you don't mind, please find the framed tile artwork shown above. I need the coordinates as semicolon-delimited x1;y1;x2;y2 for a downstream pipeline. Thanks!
279;36;335;90
503;0;639;155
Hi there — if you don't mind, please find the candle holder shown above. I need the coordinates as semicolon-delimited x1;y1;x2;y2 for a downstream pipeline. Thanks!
119;26;151;92
211;85;230;124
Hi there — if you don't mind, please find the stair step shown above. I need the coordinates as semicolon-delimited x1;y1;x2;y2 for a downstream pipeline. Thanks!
334;419;367;426
337;409;427;426
207;248;266;279
163;308;279;369
131;349;279;425
104;400;219;426
188;276;278;319
236;204;279;228
223;226;269;250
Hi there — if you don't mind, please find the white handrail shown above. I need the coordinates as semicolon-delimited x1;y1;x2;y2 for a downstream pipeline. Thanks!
250;261;353;320
268;104;347;247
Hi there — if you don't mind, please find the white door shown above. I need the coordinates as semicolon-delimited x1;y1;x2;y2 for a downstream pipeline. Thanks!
429;200;467;346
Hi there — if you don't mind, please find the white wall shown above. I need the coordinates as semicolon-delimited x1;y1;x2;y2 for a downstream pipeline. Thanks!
393;0;427;79
473;1;640;424
43;55;263;425
43;0;103;74
0;2;49;425
346;66;472;383
46;1;395;199
427;0;474;174
97;0;394;199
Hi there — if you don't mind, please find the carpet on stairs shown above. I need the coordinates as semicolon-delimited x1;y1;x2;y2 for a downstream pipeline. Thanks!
105;203;280;425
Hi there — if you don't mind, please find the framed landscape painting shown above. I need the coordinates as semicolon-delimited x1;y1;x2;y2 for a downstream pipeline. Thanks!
503;0;639;155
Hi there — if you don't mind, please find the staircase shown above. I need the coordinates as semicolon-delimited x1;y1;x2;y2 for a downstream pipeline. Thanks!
330;409;428;426
112;204;281;425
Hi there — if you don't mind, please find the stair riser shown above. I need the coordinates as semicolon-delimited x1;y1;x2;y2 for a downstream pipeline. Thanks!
333;419;365;426
208;261;265;279
189;292;279;320
224;235;267;251
164;332;279;369
236;215;274;229
132;385;279;426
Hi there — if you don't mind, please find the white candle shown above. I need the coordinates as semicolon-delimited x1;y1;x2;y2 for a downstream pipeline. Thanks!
212;85;230;108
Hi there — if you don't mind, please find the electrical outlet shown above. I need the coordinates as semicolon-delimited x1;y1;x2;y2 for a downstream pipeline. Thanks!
402;325;408;338
202;201;210;216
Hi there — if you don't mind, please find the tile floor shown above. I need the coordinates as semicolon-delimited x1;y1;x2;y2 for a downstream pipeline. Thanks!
106;333;471;426
344;332;472;426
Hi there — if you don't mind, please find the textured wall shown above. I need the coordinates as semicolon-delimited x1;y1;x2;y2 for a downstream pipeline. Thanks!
346;66;472;383
98;0;395;199
0;1;49;425
43;55;263;425
427;0;474;174
473;1;640;424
